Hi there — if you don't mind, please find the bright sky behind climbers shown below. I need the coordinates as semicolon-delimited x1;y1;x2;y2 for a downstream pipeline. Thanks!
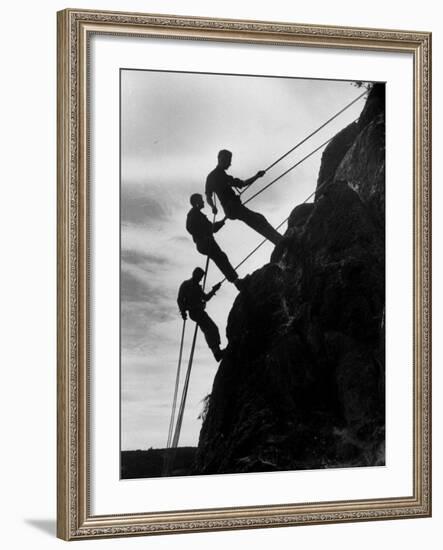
121;69;366;450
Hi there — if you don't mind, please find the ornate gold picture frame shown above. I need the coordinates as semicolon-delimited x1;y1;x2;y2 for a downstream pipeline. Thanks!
57;8;431;540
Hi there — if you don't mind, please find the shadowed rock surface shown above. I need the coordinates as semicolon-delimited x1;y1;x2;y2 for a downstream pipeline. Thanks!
194;84;386;475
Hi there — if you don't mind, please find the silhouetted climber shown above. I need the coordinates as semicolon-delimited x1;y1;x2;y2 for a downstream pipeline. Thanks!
206;149;283;245
177;268;224;362
186;193;243;290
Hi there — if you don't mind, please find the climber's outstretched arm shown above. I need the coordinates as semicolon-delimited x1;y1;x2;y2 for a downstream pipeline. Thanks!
204;282;222;302
212;220;225;233
243;170;266;187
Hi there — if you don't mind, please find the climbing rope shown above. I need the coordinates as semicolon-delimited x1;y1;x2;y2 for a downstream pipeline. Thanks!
216;93;367;221
242;135;334;206
238;89;366;194
214;112;360;282
218;133;334;225
162;253;211;475
218;112;360;225
166;319;187;449
163;92;367;458
170;254;210;449
165;173;337;470
167;203;217;459
217;175;335;284
171;325;199;448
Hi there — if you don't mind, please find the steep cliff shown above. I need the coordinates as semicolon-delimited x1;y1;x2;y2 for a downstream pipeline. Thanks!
195;84;386;475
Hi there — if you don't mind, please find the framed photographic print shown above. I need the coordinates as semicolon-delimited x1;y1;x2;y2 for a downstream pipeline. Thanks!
57;8;431;540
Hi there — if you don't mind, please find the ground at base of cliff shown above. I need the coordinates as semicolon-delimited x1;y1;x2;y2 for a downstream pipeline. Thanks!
120;447;197;479
121;439;384;479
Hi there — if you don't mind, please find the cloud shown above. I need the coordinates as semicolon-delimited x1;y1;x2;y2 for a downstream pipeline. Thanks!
122;248;173;271
121;267;171;304
170;235;189;244
121;191;170;226
121;275;177;351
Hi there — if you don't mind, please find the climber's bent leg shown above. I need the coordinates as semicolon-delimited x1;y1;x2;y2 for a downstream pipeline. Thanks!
206;240;238;282
225;202;283;245
196;238;238;282
189;310;221;354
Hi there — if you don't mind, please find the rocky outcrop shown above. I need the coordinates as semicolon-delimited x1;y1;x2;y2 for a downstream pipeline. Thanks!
195;84;386;475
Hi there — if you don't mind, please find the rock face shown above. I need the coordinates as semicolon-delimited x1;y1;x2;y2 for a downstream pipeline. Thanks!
195;84;386;475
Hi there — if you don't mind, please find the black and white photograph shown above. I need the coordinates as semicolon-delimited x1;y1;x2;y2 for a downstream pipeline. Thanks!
119;69;386;479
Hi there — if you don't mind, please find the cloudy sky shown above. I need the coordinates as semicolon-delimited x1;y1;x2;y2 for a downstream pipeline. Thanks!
120;69;366;450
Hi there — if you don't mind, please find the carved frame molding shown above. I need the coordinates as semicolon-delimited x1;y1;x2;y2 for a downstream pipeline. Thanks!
57;8;431;540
